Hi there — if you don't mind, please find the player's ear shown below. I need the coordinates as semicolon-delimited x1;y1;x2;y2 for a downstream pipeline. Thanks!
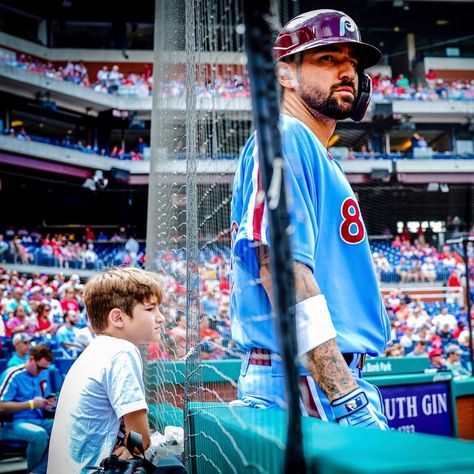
275;62;297;89
108;308;125;328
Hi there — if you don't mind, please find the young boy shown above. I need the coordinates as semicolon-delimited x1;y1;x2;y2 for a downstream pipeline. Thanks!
47;267;165;474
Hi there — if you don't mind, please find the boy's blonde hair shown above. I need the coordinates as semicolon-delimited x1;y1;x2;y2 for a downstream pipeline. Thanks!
83;267;164;333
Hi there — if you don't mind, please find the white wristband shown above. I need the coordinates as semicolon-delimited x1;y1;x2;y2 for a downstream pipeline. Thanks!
295;294;337;357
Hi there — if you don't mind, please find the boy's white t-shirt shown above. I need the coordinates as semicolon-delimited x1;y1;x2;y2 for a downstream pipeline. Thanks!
47;335;148;474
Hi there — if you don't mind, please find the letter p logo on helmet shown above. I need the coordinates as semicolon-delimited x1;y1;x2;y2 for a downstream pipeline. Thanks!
339;16;356;37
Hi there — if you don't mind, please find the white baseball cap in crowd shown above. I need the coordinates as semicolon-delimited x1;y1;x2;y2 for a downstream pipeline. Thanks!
12;333;33;345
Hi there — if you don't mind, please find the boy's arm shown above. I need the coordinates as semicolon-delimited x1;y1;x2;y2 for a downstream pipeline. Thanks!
123;409;151;451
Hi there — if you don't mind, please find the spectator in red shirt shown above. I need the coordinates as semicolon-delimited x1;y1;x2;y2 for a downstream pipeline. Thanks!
84;225;95;242
35;302;55;338
447;270;462;287
60;288;80;313
425;69;437;83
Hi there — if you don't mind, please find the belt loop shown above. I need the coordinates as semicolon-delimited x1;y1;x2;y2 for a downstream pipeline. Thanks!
240;350;251;376
358;353;367;369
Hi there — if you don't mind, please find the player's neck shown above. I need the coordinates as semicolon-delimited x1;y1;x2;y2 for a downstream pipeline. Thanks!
281;90;336;148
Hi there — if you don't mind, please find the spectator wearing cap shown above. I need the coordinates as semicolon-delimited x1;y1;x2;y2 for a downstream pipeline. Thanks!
57;273;80;299
428;348;448;370
406;339;429;357
406;304;430;330
445;344;470;377
7;333;32;368
28;285;44;302
5;286;32;315
0;344;55;474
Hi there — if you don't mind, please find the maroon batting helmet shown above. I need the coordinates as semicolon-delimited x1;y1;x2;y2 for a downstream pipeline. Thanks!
273;9;382;70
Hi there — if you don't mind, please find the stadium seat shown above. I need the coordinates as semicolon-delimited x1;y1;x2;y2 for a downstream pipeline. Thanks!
54;357;75;375
48;366;65;393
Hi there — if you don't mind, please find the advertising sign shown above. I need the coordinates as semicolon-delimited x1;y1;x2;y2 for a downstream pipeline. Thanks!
379;382;452;436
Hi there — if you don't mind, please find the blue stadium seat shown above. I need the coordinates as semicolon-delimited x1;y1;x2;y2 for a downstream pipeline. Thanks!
54;357;75;375
48;366;65;393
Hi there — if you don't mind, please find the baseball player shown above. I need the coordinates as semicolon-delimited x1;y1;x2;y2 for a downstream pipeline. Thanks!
230;9;390;428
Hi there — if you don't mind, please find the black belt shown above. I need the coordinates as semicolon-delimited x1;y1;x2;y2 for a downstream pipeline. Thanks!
249;348;366;369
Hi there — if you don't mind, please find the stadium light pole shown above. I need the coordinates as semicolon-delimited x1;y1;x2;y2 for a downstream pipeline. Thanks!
446;236;474;376
243;1;306;473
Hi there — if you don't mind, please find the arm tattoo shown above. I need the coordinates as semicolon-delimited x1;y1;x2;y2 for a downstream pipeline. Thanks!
257;245;320;304
293;261;320;303
256;244;357;401
304;339;357;401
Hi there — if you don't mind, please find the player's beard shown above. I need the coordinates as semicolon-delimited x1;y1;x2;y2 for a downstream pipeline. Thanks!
300;82;355;120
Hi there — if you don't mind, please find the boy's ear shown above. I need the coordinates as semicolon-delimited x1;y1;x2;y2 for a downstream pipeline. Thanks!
108;308;125;328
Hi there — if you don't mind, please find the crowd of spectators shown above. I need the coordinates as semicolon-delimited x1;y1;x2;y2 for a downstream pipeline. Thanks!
0;226;145;270
371;71;474;102
0;248;234;366
3;127;148;161
3;52;473;102
3;54;249;100
7;55;153;97
382;288;472;377
0;271;89;358
371;233;473;285
1;224;473;285
0;225;472;367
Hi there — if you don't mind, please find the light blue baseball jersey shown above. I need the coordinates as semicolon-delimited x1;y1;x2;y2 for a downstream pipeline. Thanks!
230;114;390;357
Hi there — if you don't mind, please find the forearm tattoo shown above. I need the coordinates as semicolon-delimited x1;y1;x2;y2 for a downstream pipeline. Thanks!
305;339;357;401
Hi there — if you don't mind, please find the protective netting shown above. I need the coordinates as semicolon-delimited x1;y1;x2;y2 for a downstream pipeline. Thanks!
144;0;261;472
143;1;473;472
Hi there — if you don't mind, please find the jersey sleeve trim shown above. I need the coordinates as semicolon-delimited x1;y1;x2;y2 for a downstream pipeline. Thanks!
247;145;268;245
